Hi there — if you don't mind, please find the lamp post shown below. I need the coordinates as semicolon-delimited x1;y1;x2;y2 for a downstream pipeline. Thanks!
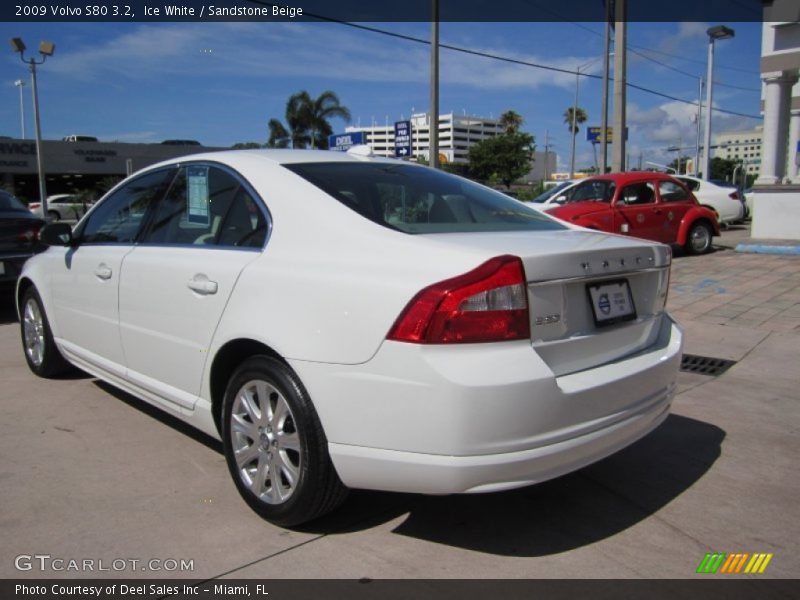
701;25;734;179
693;77;703;175
14;79;25;138
10;37;55;219
569;55;610;179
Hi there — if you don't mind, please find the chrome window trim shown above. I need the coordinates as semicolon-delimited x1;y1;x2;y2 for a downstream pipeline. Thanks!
74;160;273;252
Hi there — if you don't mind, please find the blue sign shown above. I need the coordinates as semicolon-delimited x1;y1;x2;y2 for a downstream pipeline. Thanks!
328;131;365;152
394;120;412;158
586;126;628;143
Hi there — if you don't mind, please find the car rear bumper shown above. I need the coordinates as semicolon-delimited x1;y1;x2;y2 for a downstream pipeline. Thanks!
291;313;683;495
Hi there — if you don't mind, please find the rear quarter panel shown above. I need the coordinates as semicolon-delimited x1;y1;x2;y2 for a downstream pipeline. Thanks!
676;205;721;245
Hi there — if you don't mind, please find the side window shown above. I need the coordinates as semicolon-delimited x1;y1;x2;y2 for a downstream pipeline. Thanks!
620;182;656;205
678;178;700;192
140;165;267;249
569;180;615;203
79;169;175;244
659;181;689;202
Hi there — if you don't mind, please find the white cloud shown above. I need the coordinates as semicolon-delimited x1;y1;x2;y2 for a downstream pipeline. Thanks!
46;22;597;92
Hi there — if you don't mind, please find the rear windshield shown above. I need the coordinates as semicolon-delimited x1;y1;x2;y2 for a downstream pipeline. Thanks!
0;191;29;212
531;181;571;203
285;162;566;234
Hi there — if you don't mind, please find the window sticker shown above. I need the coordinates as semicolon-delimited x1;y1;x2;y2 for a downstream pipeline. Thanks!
187;166;210;225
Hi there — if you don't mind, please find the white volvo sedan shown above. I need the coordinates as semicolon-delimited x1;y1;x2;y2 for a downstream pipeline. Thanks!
18;149;682;526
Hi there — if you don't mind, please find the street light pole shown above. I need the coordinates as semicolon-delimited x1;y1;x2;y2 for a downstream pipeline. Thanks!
569;69;580;178
702;25;734;179
10;37;55;219
14;79;25;138
694;76;703;175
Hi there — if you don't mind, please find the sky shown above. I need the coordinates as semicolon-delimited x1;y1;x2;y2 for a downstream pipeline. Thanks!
0;19;764;172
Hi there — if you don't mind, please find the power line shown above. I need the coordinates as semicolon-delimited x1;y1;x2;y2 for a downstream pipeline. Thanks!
628;47;760;92
337;21;763;120
244;1;762;120
517;0;761;76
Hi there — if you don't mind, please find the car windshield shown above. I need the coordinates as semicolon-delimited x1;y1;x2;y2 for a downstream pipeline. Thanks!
0;192;29;212
531;181;571;203
285;162;567;234
567;180;616;203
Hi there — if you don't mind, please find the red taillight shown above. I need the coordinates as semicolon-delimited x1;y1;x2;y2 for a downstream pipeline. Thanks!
729;191;740;200
17;226;41;243
387;255;530;344
29;202;41;210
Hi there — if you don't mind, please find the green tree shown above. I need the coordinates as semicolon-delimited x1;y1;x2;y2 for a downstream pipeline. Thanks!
232;142;264;150
499;110;524;134
468;132;535;189
668;155;693;175
272;90;352;149
709;157;737;182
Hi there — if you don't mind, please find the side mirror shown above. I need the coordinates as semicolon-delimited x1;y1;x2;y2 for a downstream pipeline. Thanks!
554;195;567;204
40;223;74;246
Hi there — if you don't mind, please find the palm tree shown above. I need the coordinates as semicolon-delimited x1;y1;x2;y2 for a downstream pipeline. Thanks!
276;90;352;149
564;106;588;177
305;90;352;149
563;107;588;136
267;119;290;148
499;110;524;135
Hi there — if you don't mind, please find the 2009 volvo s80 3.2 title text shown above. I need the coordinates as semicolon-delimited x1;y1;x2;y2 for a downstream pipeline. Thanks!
18;148;682;526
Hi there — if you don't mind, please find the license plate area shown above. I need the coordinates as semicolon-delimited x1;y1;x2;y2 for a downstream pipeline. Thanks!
586;279;636;327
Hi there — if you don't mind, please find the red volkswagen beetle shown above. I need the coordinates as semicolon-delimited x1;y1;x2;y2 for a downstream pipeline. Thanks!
547;172;720;254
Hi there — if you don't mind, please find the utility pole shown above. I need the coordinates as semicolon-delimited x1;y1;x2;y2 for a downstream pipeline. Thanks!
612;0;627;172
695;77;703;175
543;129;550;182
429;0;439;169
600;2;611;174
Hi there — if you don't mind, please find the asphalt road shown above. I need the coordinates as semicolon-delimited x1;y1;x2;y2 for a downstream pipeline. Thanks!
1;229;798;581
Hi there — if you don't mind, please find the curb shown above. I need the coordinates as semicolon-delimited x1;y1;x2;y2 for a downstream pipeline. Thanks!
735;243;800;255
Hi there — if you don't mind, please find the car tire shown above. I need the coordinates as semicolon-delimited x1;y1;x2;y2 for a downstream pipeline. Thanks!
222;355;348;527
20;287;73;378
47;210;60;222
685;221;713;255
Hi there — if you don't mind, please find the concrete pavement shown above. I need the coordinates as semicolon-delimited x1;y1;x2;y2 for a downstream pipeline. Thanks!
0;227;798;580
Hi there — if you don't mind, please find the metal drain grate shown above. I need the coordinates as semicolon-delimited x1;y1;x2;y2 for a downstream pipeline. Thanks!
680;354;737;376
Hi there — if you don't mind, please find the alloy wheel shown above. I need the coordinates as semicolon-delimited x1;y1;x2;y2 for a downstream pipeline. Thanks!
23;298;45;367
229;379;302;505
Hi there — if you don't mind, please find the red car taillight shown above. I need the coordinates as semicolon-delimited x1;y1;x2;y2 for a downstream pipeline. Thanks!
387;255;530;344
729;191;740;200
17;226;41;243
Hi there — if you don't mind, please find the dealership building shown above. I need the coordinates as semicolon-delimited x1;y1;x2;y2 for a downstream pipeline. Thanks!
345;112;556;182
0;138;223;203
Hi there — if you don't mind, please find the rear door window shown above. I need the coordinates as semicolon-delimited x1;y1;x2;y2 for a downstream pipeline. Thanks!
659;180;690;202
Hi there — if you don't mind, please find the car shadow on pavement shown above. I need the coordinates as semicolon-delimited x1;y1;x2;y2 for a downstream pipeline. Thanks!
88;377;724;556
303;414;725;557
0;290;19;324
93;380;224;455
